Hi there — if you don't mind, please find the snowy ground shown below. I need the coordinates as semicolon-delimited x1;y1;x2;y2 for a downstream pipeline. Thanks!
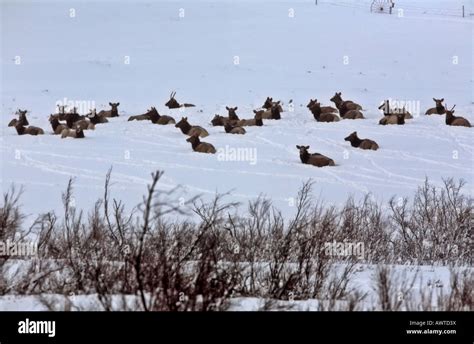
1;0;473;220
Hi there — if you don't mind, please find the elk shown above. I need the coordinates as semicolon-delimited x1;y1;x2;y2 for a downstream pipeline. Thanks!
378;101;405;125
128;109;152;121
61;127;85;139
14;123;44;136
238;111;264;127
262;97;283;112
260;102;282;120
98;102;120;118
165;91;195;109
8;109;29;127
175;117;209;137
445;105;471;127
226;106;240;121
330;92;362;115
425;98;446;115
49;115;68;135
342;109;365;120
224;123;246;134
307;99;337;114
211;115;229;126
148;107;176;125
344;131;379;150
87;109;109;124
296;145;335;167
186;134;216;154
307;101;340;122
65;107;85;128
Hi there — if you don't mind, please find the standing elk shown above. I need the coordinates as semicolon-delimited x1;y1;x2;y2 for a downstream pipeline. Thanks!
344;131;379;150
165;91;195;109
98;102;120;118
175;117;209;137
296;145;335;167
445;105;471;127
425;98;446;115
186;134;216;154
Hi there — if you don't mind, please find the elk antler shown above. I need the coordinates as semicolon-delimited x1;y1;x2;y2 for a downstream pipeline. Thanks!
451;105;456;111
170;91;176;99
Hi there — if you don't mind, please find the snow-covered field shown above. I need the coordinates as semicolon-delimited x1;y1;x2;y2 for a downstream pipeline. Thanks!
1;0;473;218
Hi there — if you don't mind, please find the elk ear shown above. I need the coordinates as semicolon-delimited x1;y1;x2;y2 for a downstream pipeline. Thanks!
234;107;238;110
337;92;341;96
296;145;301;149
109;102;112;106
440;98;444;102
116;102;120;106
184;117;187;120
305;146;310;149
226;106;229;110
253;110;257;114
433;98;436;102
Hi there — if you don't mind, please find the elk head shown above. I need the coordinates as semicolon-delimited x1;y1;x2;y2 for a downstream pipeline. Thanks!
165;91;181;109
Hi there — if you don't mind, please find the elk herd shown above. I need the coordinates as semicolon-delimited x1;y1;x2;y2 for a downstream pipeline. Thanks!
6;92;471;169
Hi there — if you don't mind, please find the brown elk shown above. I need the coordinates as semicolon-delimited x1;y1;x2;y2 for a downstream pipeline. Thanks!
49;115;68;135
445;105;471;127
378;101;405;125
165;91;195;109
262;97;284;112
175;117;209;137
87;109;109;124
14;123;44;136
147;107;176;125
296;145;335;167
128;109;152;121
8;109;29;127
307;99;337;114
259;102;282;120
425;98;446;115
307;101;340;122
61;127;85;139
224;123;246;134
98;102;120;118
238;111;264;127
344;131;379;150
186;134;216;154
330;92;362;115
226;106;240;121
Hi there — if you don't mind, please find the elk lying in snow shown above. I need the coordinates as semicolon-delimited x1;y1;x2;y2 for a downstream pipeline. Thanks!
307;99;337;114
87;109;109;124
226;106;240;121
49;115;68;135
296;145;335;167
165;92;195;109
61;127;85;139
175;117;209;137
186;134;216;154
98;102;120;118
224;123;246;134
378;101;405;125
147;107;176;124
330;92;362;116
425;98;446;115
262;97;284;112
307;101;340;122
342;110;365;119
128;109;152;121
238;111;264;127
14;123;44;136
445;105;471;127
344;131;379;150
8;109;29;127
259;103;282;120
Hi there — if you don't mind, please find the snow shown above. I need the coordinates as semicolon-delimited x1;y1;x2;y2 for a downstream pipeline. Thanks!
1;0;473;220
